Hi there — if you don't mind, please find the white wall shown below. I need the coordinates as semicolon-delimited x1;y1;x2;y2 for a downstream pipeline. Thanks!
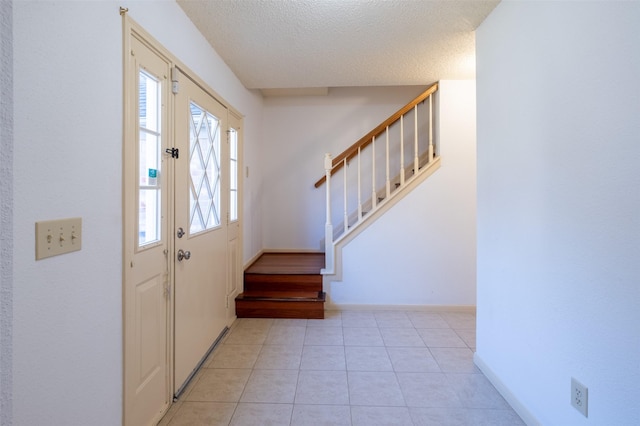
262;86;428;250
476;2;640;425
329;81;477;306
13;3;123;424
0;1;13;424
12;1;263;424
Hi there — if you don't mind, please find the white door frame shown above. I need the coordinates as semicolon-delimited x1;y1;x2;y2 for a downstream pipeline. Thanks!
122;15;244;425
227;111;244;318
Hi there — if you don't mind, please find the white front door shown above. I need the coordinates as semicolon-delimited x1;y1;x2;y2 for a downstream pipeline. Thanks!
173;72;229;391
124;21;243;424
123;33;172;426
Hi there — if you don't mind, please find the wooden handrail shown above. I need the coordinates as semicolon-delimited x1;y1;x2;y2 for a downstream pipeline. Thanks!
314;82;438;188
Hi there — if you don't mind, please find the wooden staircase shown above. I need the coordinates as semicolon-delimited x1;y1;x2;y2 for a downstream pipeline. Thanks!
235;253;326;319
315;83;439;276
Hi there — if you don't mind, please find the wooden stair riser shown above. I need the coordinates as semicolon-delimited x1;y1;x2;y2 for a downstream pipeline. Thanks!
235;298;325;319
243;274;322;293
241;290;322;299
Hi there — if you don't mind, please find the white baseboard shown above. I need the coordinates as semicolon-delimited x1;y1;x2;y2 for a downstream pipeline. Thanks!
326;303;476;313
262;248;324;253
474;353;540;426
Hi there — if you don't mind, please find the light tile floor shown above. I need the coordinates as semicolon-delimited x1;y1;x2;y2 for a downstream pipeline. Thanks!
159;310;524;426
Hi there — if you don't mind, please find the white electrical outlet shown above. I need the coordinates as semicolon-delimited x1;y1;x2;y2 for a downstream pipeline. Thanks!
571;377;588;417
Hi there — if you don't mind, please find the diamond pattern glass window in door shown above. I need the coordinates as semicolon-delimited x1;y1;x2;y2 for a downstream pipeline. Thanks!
189;102;221;234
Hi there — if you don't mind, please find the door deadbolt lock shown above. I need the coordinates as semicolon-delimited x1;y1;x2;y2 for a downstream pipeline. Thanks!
176;227;185;238
177;249;191;261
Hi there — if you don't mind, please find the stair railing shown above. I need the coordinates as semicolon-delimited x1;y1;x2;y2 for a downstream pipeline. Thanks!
316;82;439;275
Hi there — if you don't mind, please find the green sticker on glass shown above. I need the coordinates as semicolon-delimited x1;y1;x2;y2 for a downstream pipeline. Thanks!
148;168;158;186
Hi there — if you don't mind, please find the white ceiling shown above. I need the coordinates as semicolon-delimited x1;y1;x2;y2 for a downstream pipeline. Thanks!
177;0;500;91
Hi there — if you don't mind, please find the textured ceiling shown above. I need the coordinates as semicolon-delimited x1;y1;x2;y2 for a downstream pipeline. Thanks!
177;0;500;90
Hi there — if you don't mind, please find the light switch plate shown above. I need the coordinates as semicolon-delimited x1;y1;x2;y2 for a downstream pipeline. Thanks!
35;217;82;260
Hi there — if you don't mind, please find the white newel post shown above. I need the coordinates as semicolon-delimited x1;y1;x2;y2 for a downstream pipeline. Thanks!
323;153;334;274
428;94;434;162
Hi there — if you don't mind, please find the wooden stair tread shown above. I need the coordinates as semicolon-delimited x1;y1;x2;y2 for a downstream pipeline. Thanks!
245;252;324;275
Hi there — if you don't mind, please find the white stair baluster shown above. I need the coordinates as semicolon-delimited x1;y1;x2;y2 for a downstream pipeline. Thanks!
385;126;390;198
414;104;419;175
343;158;348;232
400;114;405;185
357;146;362;221
371;136;377;209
